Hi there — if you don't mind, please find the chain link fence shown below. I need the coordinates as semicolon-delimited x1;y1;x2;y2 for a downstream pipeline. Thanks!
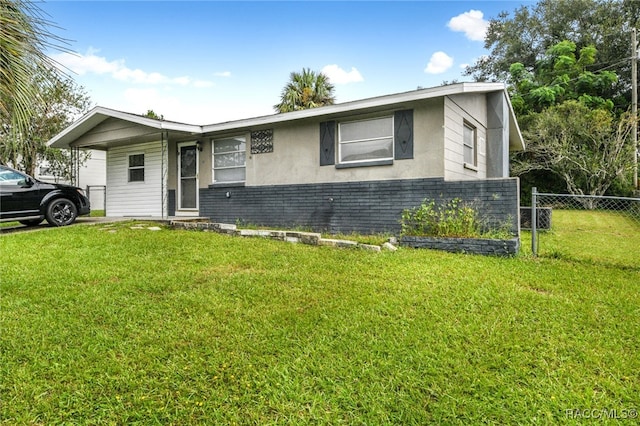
527;188;640;258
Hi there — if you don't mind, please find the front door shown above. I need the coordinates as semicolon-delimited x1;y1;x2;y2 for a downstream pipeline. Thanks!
178;143;198;211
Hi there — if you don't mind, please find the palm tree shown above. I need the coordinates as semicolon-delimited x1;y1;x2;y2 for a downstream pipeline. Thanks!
274;68;336;113
1;0;67;134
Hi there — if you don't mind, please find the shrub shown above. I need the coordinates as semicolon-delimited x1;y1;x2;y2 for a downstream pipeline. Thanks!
400;198;483;238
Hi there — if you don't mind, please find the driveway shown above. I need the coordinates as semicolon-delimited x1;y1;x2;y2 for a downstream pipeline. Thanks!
0;216;206;235
0;217;131;235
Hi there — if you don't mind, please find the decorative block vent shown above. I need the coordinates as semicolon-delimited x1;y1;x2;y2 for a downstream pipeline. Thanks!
251;129;274;154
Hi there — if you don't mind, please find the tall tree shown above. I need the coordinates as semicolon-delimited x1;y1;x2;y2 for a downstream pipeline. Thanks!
0;0;70;135
508;40;634;199
274;68;336;113
514;101;634;203
466;0;640;111
0;66;92;177
508;40;618;115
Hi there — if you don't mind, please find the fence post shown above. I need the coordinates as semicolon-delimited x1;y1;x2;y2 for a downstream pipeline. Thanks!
531;187;537;256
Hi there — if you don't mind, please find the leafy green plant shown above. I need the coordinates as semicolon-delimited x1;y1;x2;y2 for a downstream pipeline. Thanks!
400;198;484;238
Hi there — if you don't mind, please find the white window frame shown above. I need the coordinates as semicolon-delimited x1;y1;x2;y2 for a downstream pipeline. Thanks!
338;116;394;165
212;136;246;184
128;153;145;182
463;121;477;169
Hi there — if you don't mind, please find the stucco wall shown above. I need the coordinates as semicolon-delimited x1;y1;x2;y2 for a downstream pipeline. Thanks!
186;99;446;189
247;101;444;186
166;95;501;192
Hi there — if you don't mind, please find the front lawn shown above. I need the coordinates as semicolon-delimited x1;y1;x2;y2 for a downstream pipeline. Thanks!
1;216;638;424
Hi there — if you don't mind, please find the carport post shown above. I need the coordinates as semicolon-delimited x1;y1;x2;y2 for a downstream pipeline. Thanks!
161;131;168;219
70;146;80;186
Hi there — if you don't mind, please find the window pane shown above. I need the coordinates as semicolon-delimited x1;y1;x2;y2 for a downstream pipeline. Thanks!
215;167;245;182
213;136;246;183
214;152;245;168
129;154;144;167
180;147;197;177
340;117;392;142
341;138;393;162
463;125;475;147
129;168;144;182
181;178;197;208
214;137;246;153
463;124;475;164
464;145;474;164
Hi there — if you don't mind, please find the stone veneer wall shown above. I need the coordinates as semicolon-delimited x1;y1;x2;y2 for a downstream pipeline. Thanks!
196;177;520;236
400;236;520;256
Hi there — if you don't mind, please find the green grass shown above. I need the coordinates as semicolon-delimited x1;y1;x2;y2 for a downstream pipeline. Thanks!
1;214;639;424
526;209;639;267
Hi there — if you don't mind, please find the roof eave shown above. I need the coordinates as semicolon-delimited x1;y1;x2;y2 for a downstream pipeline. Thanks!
48;106;202;149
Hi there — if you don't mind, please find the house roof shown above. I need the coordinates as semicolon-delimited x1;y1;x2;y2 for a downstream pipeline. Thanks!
48;82;525;151
47;107;202;150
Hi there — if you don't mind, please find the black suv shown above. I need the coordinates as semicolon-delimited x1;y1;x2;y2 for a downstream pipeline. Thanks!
0;165;90;226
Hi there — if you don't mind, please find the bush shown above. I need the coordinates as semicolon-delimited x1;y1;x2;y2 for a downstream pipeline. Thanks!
400;198;483;238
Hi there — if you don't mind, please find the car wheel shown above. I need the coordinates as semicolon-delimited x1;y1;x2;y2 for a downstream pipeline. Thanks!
19;219;43;226
45;198;78;226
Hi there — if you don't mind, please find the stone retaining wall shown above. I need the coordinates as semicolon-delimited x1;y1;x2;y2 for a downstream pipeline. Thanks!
171;220;519;256
169;220;397;252
400;236;520;256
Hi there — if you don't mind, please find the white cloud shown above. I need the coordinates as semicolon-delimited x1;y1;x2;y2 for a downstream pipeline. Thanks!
51;48;213;87
424;51;454;74
447;10;488;42
117;87;272;124
321;64;364;84
172;76;191;86
194;80;214;88
214;71;232;77
52;50;120;76
122;87;167;109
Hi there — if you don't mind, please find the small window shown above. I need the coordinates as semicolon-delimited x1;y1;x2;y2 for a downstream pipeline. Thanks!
213;136;246;183
463;122;477;167
338;116;393;164
128;154;145;182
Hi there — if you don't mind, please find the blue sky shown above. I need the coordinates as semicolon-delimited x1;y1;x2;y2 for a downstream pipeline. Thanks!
42;0;532;124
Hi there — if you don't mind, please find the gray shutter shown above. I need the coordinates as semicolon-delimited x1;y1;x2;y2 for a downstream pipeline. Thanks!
319;121;336;166
394;109;413;160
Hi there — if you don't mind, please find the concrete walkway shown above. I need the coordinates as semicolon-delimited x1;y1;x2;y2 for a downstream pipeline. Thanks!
1;216;205;235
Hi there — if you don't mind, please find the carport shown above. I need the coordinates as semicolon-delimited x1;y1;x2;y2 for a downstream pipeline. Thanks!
48;107;203;218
